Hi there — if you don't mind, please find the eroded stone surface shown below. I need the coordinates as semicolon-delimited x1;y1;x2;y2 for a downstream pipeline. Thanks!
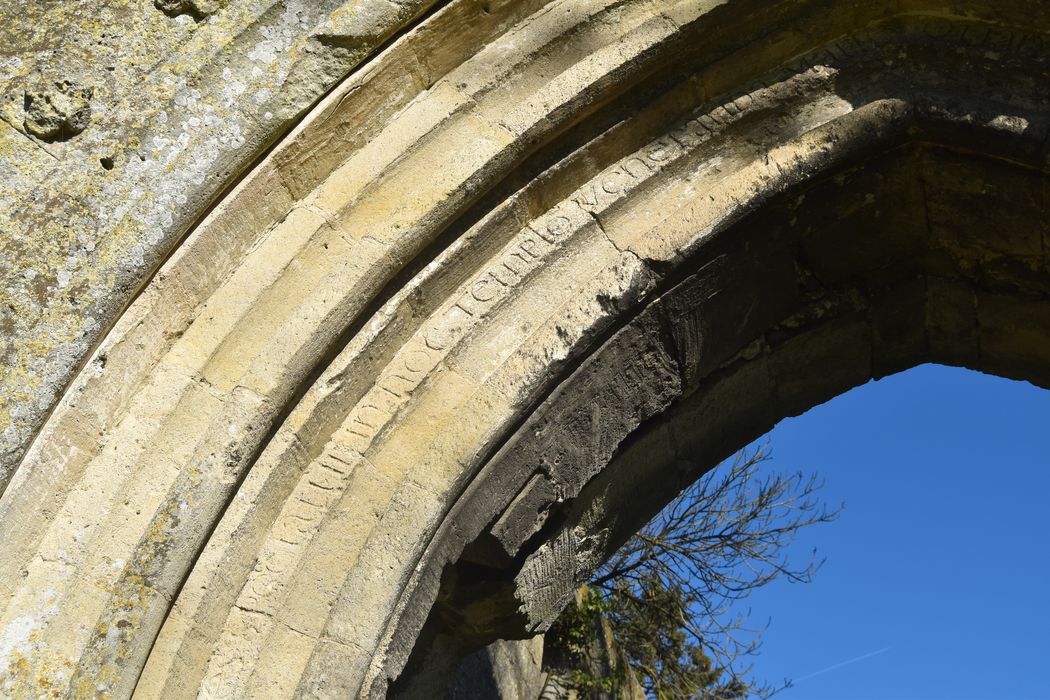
22;79;93;141
0;0;439;493
153;0;224;20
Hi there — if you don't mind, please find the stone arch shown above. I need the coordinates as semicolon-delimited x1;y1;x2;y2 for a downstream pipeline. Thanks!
1;0;1048;698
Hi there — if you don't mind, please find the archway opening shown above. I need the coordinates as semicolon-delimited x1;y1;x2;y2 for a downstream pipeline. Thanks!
746;363;1050;699
433;364;1050;699
392;128;1050;696
7;5;1050;697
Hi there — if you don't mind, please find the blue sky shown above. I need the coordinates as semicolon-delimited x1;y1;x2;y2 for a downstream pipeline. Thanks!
737;363;1050;700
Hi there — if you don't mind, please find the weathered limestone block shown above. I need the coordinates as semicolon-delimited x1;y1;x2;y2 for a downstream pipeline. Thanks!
0;0;440;490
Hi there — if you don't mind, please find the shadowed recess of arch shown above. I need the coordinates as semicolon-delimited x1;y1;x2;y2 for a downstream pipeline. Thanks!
387;131;1050;695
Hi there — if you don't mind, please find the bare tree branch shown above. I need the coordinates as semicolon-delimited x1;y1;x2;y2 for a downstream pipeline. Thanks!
586;441;841;698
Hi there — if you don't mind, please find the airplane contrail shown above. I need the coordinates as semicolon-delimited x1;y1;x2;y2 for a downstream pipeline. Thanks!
794;647;891;683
